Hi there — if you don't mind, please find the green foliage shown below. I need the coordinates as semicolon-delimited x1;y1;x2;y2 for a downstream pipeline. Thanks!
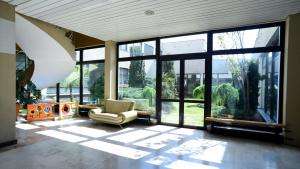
142;86;156;106
193;85;205;100
212;83;239;115
247;61;260;111
88;64;104;103
128;60;146;88
162;73;177;98
161;61;177;98
119;87;143;99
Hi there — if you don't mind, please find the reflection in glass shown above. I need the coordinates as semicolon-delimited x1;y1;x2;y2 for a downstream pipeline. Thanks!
184;59;205;101
161;34;207;55
119;41;156;58
212;52;281;123
118;60;156;114
161;102;179;124
82;63;104;104
213;26;280;50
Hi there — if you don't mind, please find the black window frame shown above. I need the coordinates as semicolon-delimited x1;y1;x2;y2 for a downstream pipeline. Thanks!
116;21;285;129
55;45;105;105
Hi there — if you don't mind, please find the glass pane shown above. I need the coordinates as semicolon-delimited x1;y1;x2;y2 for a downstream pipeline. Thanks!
60;65;80;102
76;51;80;62
213;26;280;50
118;60;156;115
184;103;204;127
184;59;205;101
160;34;207;55
83;47;105;61
83;63;105;105
41;85;57;103
161;102;179;124
162;61;180;99
212;52;281;123
119;41;156;58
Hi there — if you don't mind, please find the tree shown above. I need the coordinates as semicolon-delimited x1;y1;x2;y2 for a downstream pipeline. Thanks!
193;85;205;100
162;61;177;98
88;64;104;103
218;31;261;119
61;65;80;102
128;60;146;88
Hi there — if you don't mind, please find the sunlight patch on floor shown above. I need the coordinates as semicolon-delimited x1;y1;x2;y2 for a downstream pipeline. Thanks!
166;139;226;163
166;160;219;169
146;156;172;165
134;133;184;149
145;125;177;132
16;123;40;130
80;140;150;160
169;128;196;136
36;130;88;143
107;129;159;143
34;119;86;127
59;126;110;138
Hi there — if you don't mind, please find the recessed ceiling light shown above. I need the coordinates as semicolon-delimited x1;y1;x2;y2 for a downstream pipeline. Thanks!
145;10;155;16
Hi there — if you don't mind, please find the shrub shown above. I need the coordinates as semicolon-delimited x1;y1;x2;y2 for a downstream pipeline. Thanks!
193;85;205;100
212;83;239;116
142;86;156;106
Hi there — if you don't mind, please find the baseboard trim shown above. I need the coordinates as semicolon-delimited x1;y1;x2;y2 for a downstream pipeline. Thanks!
0;139;17;148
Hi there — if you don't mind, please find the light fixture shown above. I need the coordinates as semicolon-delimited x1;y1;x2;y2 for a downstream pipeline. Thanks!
145;10;155;16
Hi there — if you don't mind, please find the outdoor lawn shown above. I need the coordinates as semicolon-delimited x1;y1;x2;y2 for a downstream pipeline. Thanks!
161;102;204;127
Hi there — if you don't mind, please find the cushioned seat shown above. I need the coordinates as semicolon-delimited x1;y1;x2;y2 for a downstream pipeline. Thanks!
89;99;137;126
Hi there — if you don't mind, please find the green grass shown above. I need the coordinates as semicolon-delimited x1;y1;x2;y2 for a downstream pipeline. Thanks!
161;102;204;127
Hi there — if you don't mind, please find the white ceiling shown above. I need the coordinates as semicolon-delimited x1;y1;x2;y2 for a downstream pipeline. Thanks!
4;0;300;42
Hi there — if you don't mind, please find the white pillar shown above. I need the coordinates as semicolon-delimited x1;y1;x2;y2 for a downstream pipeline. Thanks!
104;40;117;100
0;1;16;146
283;13;300;147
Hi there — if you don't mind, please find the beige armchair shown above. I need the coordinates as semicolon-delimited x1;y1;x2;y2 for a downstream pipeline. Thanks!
88;99;137;127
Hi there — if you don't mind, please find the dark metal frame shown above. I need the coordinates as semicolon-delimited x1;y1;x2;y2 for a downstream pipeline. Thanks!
116;21;285;129
56;46;105;105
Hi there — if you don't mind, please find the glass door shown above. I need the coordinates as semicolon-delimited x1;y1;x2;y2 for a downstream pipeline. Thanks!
160;59;206;127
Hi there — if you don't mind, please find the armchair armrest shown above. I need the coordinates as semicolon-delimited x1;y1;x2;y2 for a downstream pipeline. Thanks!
89;108;104;116
119;110;137;123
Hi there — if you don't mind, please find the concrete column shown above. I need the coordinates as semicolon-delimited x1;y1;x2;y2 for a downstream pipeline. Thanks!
104;40;117;100
0;1;16;146
283;13;300;147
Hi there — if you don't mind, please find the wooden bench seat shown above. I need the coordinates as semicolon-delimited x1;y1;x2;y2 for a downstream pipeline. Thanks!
205;117;285;141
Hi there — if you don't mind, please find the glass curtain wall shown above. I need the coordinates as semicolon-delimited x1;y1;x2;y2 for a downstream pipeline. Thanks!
117;23;284;127
57;46;105;105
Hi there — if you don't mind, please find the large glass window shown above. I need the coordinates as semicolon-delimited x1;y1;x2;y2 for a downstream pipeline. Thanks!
41;85;57;103
59;65;80;102
118;60;156;114
83;47;105;61
213;27;280;50
119;41;156;58
212;52;281;123
82;63;104;104
161;34;207;55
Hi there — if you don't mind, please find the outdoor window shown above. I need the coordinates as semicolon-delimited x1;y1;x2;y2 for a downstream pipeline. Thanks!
41;85;57;103
82;63;104;105
119;41;156;58
213;27;280;50
212;52;281;123
83;47;105;61
76;50;80;62
160;34;207;55
59;65;80;102
118;60;156;114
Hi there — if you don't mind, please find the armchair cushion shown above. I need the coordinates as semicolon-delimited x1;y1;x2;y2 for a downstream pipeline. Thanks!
105;99;134;114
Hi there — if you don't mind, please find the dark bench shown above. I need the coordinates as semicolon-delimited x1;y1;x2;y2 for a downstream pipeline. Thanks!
205;117;285;142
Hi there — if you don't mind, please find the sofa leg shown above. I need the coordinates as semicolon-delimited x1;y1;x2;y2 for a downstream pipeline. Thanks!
119;124;123;129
